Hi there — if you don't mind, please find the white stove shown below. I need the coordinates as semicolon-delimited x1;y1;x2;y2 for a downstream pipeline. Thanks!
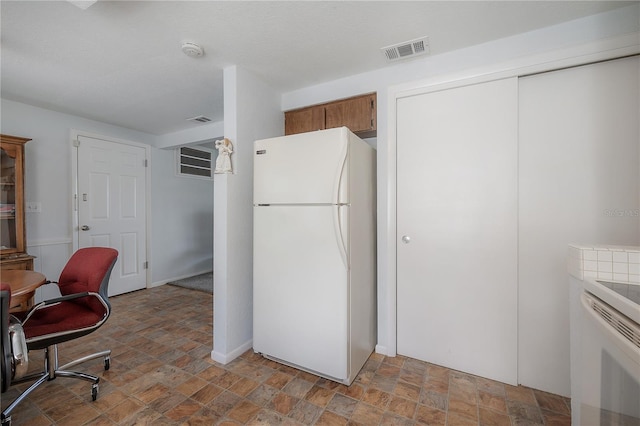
568;245;640;426
583;279;640;325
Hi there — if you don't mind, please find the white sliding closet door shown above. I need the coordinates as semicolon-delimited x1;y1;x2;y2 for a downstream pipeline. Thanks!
518;56;639;396
397;78;518;385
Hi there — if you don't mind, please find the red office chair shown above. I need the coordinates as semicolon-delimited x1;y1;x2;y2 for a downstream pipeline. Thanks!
1;247;118;426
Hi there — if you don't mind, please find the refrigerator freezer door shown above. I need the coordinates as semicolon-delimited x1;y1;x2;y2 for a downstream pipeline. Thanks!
254;128;349;205
254;205;349;380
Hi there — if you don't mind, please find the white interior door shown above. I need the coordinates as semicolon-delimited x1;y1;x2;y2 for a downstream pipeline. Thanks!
396;78;518;384
77;135;147;296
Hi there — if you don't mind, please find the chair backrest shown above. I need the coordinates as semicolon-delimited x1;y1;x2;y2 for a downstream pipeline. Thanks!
1;283;12;393
58;247;118;315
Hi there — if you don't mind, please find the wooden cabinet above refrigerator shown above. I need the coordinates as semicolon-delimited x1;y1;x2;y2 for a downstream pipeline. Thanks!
285;92;376;138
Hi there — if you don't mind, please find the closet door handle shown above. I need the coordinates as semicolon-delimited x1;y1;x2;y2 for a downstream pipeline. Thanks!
81;225;90;231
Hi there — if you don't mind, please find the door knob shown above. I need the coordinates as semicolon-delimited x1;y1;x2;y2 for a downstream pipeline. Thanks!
81;225;90;231
402;235;411;244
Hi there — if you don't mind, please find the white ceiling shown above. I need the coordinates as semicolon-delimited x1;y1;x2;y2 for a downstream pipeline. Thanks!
1;1;632;135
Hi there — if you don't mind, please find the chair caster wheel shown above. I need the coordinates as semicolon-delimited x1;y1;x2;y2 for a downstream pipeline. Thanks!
1;414;11;426
104;356;110;371
91;384;98;401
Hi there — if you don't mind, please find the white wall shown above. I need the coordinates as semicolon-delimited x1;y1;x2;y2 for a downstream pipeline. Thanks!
212;66;283;363
0;98;214;288
150;147;213;284
156;120;224;149
280;3;640;360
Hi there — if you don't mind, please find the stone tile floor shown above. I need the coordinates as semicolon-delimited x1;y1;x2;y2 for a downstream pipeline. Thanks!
1;285;571;425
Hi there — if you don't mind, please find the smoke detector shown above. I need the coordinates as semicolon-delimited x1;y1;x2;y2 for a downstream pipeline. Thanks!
182;42;204;58
381;37;430;63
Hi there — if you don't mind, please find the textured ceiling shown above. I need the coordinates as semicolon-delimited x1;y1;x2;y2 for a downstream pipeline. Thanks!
0;1;632;135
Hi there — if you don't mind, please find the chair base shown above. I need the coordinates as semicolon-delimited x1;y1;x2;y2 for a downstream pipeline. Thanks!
1;345;110;426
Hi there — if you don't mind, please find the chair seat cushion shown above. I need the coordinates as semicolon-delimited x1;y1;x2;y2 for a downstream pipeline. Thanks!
20;301;107;348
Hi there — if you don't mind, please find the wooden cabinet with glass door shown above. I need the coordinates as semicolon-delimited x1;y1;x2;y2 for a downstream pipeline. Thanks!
0;134;34;271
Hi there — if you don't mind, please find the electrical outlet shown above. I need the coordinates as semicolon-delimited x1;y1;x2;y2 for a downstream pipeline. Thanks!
26;202;42;213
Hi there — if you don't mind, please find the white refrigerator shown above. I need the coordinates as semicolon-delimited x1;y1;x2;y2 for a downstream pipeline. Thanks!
253;127;376;385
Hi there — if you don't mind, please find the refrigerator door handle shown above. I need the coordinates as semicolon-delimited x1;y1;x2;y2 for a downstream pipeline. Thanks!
333;140;349;205
333;205;349;270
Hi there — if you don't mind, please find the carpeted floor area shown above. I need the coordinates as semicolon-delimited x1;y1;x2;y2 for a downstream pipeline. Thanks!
167;271;213;293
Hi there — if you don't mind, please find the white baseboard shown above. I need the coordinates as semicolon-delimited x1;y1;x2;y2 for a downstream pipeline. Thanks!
375;344;395;356
211;339;253;365
150;269;213;288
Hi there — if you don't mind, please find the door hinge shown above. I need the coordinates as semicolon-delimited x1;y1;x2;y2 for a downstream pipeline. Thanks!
73;139;80;147
144;159;148;167
371;99;374;109
143;261;148;269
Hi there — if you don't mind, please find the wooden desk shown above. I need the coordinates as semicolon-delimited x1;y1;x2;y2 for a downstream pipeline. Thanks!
1;269;47;313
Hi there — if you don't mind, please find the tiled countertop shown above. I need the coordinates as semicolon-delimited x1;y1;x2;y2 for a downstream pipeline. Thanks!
568;244;640;284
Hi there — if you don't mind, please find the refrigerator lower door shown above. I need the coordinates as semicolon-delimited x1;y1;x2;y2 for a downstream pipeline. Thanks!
254;205;349;381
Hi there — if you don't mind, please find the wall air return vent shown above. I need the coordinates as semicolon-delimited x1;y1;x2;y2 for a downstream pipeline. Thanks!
381;37;430;63
176;146;213;179
187;115;212;124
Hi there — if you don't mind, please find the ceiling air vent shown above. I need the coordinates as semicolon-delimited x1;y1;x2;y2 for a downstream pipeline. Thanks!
187;115;212;124
381;37;430;63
